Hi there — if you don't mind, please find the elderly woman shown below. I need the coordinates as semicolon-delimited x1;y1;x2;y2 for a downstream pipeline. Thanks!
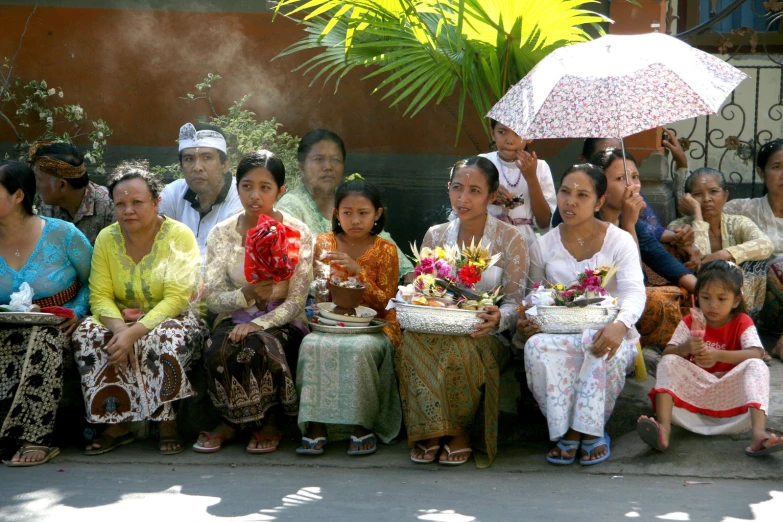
672;167;774;317
398;156;528;468
73;161;205;456
518;164;646;466
718;140;783;359
276;129;413;281
0;161;92;467
194;150;312;455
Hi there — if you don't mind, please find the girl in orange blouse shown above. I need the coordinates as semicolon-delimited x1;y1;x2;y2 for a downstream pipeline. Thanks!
296;174;402;456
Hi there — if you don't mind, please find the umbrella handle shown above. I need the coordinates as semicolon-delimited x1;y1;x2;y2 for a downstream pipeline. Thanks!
619;136;630;187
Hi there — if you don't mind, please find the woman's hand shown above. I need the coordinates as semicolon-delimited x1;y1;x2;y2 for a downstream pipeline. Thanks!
681;245;702;272
590;321;629;360
702;249;734;264
620;185;646;230
495;185;513;207
58;315;80;336
105;326;142;373
516;150;538;182
516;305;541;340
672;225;695;248
660;127;688;170
681;194;703;221
241;280;274;304
325;251;361;276
229;322;263;343
472;305;501;338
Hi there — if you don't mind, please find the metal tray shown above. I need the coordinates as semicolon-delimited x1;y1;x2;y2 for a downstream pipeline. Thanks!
0;312;67;326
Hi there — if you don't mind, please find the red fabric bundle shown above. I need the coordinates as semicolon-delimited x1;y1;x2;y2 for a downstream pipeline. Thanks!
244;214;301;284
40;306;75;318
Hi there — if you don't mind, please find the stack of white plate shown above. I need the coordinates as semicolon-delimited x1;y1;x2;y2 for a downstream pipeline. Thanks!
316;302;377;327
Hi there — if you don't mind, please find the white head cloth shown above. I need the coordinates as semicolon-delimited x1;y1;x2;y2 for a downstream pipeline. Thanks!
178;123;227;154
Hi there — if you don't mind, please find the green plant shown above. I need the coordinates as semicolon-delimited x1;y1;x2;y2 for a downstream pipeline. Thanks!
273;0;627;145
153;74;302;188
1;61;113;172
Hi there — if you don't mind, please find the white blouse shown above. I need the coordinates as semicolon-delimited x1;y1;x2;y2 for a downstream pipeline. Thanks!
479;151;557;230
535;224;647;332
724;196;783;257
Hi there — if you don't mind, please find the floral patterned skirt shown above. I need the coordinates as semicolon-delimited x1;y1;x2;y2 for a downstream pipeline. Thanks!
0;325;66;446
395;332;509;468
650;355;769;435
204;321;303;427
296;332;401;444
73;311;206;424
524;332;635;441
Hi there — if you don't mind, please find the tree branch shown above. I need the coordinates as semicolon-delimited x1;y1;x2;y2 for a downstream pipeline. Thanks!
0;1;38;101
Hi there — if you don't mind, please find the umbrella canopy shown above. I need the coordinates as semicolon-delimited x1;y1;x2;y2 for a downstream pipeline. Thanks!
487;32;747;139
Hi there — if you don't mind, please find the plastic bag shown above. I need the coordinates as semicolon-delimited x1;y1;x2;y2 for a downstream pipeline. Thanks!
690;307;706;338
8;282;34;312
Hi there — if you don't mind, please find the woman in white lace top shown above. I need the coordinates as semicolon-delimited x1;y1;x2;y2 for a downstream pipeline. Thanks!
397;156;528;468
517;164;646;467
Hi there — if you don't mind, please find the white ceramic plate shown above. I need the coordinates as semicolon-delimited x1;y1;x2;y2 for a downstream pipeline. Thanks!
317;316;372;327
316;302;378;323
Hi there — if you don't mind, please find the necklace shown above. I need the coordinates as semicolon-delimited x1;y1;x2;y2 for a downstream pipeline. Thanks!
497;152;522;188
564;222;598;255
15;249;20;257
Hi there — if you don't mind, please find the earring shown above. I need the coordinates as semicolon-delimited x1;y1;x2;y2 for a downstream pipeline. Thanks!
374;222;377;226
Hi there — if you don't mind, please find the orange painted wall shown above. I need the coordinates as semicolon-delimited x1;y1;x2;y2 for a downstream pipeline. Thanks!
0;5;488;155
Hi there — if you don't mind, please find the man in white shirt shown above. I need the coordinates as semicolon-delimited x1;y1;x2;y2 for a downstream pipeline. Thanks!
159;123;242;258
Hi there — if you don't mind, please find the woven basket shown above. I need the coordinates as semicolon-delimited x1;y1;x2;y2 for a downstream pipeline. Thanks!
532;306;619;334
394;300;483;336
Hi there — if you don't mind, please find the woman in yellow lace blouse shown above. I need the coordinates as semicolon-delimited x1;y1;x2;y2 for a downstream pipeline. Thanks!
671;167;774;315
194;150;312;455
73;162;206;457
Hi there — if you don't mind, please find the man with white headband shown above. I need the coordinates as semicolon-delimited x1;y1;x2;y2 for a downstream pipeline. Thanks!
159;122;242;257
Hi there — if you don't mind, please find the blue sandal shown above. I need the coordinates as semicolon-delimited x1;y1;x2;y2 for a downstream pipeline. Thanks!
296;437;327;455
347;433;377;456
546;438;580;465
580;433;611;466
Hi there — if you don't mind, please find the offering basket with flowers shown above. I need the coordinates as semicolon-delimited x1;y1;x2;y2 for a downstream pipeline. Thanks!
523;266;620;334
392;240;504;335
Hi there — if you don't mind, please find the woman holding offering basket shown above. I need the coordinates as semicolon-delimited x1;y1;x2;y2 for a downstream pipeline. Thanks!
396;156;528;467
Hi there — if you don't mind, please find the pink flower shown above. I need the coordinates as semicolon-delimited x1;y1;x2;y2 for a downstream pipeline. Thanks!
435;260;452;278
337;322;346;327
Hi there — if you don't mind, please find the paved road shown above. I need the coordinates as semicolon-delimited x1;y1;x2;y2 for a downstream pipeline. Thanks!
1;464;780;522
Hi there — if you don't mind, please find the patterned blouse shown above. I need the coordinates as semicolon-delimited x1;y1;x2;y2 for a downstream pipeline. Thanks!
89;218;201;331
723;196;783;256
205;211;313;330
277;185;414;278
668;213;774;265
314;232;401;346
38;181;115;245
0;217;92;318
422;214;528;334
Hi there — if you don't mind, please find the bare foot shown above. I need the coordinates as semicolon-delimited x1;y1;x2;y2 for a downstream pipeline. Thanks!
548;429;580;460
159;420;183;453
351;426;374;452
410;437;440;462
85;423;129;452
637;415;671;451
195;423;235;450
10;442;47;464
439;433;471;464
248;420;280;452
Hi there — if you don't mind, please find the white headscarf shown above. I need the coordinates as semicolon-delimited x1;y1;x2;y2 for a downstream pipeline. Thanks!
178;123;227;153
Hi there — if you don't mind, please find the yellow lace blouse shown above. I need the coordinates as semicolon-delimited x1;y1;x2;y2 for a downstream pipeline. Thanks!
668;213;774;265
205;211;313;330
89;218;201;331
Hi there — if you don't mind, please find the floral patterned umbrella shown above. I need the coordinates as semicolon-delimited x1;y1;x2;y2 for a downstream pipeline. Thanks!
244;214;301;284
487;32;747;140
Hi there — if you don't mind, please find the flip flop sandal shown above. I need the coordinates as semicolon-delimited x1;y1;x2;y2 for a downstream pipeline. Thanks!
347;434;377;456
546;438;581;465
296;437;327;455
438;444;472;466
745;437;783;457
580;433;611;466
410;443;440;464
637;418;667;452
3;446;60;467
159;434;185;455
84;432;135;456
192;431;230;454
247;432;282;454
